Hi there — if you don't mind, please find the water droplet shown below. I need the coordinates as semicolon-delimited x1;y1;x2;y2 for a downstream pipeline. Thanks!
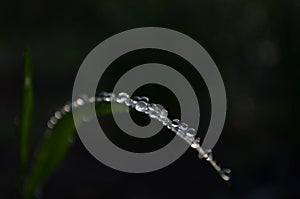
98;92;115;102
76;98;85;106
135;101;148;112
171;119;180;131
179;123;188;131
191;138;200;148
125;99;134;107
148;104;159;118
186;128;196;137
148;104;168;119
203;149;213;161
50;116;57;124
220;169;231;181
116;92;130;103
73;101;78;108
63;104;71;113
107;93;115;101
54;111;62;119
24;77;31;86
89;96;95;103
47;121;54;129
156;104;168;119
161;118;171;126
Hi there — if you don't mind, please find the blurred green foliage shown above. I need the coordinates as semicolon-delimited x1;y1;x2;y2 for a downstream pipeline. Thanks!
18;52;127;199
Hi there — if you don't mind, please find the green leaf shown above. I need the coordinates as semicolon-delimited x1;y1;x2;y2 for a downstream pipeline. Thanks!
18;48;34;178
22;103;127;199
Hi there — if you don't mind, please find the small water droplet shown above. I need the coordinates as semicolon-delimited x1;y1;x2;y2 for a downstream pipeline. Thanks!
135;101;148;112
179;123;188;131
205;150;213;161
50;117;57;125
148;104;168;119
89;97;95;103
47;121;54;129
191;138;200;148
98;92;115;102
220;169;231;181
186;128;196;137
63;104;71;112
156;104;168;119
76;98;84;106
24;77;31;86
107;93;115;102
161;118;171;126
148;104;159;118
116;92;130;103
54;111;62;119
171;119;180;131
125;99;134;107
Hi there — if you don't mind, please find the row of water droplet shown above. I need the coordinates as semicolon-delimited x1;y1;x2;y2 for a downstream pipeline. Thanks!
46;91;231;181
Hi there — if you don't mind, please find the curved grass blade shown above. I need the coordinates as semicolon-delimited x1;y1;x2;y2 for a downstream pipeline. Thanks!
22;103;127;199
17;48;34;179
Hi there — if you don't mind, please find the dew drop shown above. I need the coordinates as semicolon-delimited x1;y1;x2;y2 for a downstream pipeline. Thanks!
116;92;130;103
63;104;71;112
220;169;231;181
76;98;85;106
179;123;188;131
47;121;54;129
135;101;148;112
148;104;159;118
50;116;57;124
161;118;171;126
191;138;200;148
54;111;62;119
89;96;95;103
186;128;196;137
171;119;180;131
205;150;213;161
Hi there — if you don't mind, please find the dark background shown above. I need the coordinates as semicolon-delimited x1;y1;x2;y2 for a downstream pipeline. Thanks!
1;0;299;198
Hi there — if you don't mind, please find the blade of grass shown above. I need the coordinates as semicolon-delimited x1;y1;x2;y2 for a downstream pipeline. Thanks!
22;103;127;199
18;48;34;179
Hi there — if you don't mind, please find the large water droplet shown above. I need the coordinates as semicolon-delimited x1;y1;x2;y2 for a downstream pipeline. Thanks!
156;104;168;119
148;104;159;118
